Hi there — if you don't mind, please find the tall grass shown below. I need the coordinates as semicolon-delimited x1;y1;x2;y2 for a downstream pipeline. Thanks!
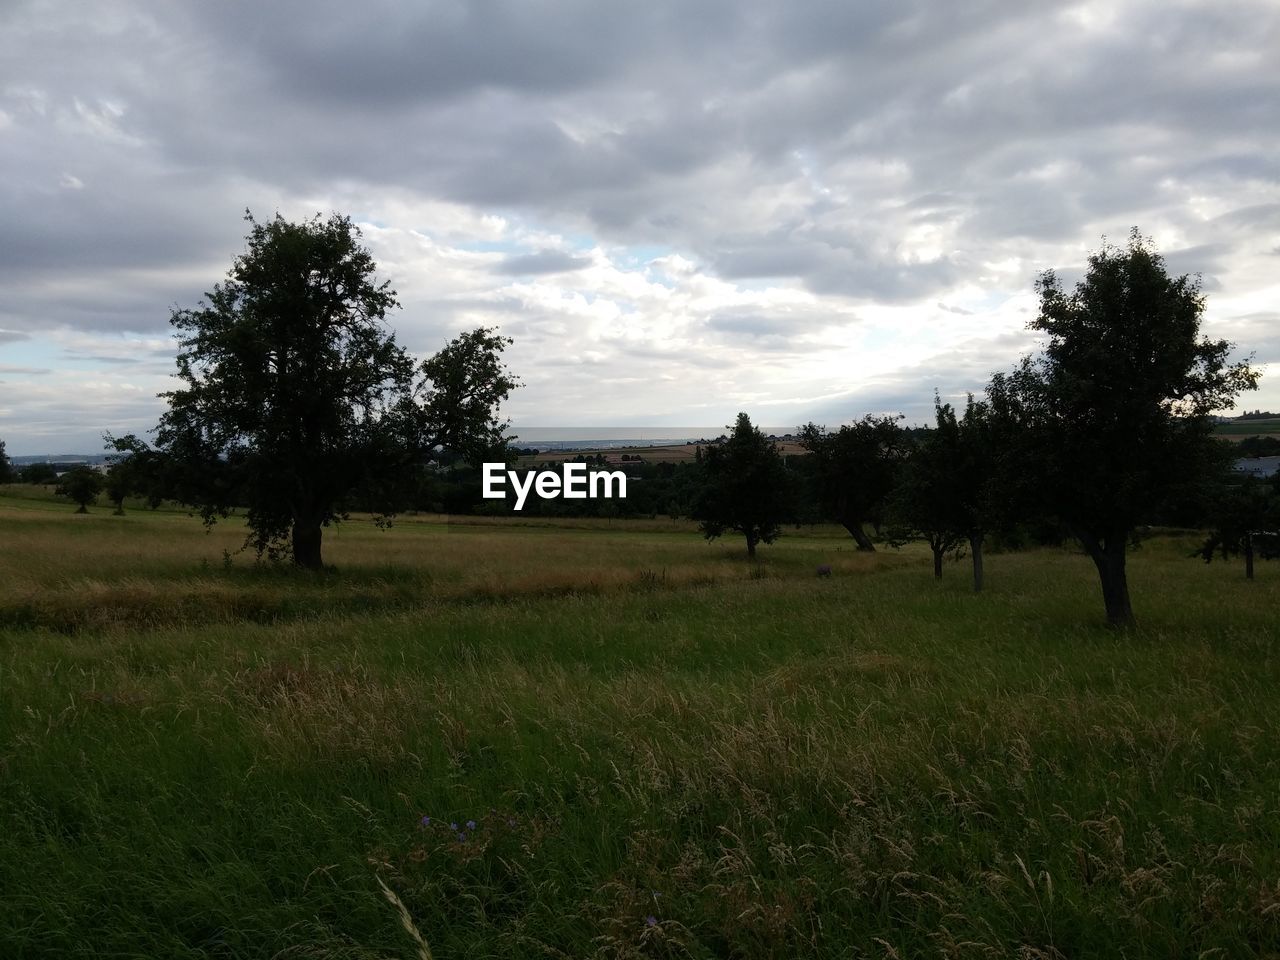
1;489;1278;957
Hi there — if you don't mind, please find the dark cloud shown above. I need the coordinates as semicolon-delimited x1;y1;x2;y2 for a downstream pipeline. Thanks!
490;251;591;276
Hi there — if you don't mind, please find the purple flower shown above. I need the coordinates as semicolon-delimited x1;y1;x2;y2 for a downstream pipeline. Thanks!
457;832;467;842
646;915;658;927
450;822;458;831
420;816;431;826
465;820;477;830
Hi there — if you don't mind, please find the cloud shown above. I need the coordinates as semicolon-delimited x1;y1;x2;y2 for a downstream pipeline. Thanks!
489;250;592;276
1;0;1278;451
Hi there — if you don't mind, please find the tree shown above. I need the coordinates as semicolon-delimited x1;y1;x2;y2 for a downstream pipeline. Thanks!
56;466;104;513
19;462;57;485
0;438;12;484
893;395;997;589
798;415;910;551
692;412;792;559
155;211;518;569
987;230;1258;627
102;434;166;514
1195;473;1280;579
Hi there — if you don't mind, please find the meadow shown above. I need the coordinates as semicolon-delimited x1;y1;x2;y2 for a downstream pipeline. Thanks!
2;486;1279;958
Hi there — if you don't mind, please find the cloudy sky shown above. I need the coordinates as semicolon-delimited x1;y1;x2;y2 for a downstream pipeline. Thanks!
2;0;1278;454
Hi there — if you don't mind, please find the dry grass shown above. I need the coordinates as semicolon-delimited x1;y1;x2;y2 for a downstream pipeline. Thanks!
2;486;1279;957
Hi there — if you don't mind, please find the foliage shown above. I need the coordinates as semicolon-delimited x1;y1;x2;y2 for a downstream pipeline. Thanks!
798;415;911;550
692;412;793;558
154;211;516;568
54;465;104;513
1195;473;1280;578
0;438;12;484
987;229;1259;626
893;394;998;586
19;462;57;485
102;434;167;513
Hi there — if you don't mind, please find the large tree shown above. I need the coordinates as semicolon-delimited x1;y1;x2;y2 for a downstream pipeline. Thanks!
156;211;517;568
798;415;910;551
988;230;1258;627
692;412;792;559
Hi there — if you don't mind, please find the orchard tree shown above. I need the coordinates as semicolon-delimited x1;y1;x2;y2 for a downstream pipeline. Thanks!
894;394;997;589
103;434;166;514
988;230;1258;627
1195;473;1280;579
56;466;104;513
20;462;57;485
156;211;517;568
798;414;910;551
693;412;792;559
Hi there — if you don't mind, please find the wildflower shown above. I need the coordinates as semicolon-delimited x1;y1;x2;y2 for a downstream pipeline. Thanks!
646;915;658;927
457;832;467;842
420;816;431;826
466;820;477;830
507;817;516;828
450;822;458;831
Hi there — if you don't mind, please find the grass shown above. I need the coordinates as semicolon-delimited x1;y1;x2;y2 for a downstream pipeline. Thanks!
1;487;1279;957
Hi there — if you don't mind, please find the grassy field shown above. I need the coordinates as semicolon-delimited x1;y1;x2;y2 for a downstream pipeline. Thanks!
2;486;1279;958
1215;418;1280;439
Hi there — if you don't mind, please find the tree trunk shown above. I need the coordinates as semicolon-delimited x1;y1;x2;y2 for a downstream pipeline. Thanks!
75;504;88;514
970;533;984;593
932;545;943;579
1087;539;1134;629
746;532;758;560
1245;533;1254;580
843;519;876;552
292;519;324;570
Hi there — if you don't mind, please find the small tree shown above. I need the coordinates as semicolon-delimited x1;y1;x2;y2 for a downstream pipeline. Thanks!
894;395;997;589
798;415;910;550
102;434;166;514
56;466;104;513
1195;474;1280;579
692;412;792;559
20;462;58;485
988;230;1259;627
0;438;13;483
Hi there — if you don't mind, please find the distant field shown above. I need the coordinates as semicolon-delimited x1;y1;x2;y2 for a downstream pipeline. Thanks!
517;439;810;465
2;485;1278;958
1215;417;1280;438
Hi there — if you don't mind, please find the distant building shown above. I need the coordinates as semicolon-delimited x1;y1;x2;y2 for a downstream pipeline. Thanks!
1234;456;1280;479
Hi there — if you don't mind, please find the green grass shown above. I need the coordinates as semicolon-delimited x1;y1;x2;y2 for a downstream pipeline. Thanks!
2;488;1279;958
1215;418;1280;437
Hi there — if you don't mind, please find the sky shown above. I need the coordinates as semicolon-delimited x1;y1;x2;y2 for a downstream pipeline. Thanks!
1;0;1278;455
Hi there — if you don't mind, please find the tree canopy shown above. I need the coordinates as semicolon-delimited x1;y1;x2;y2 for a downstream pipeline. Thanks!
692;412;792;559
55;466;104;513
154;211;517;568
987;229;1258;626
798;415;910;551
894;395;997;589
